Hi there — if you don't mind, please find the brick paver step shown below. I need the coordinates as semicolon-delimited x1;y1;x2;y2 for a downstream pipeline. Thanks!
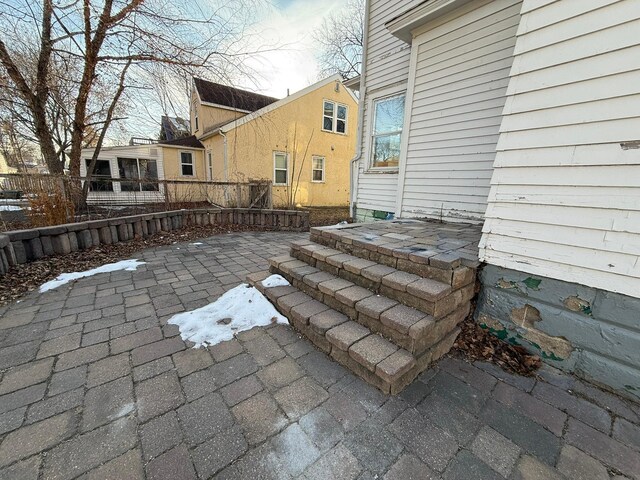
281;249;474;320
246;272;429;394
249;262;467;359
307;224;480;277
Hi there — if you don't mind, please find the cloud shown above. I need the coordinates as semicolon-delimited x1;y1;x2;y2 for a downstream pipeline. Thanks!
239;0;346;98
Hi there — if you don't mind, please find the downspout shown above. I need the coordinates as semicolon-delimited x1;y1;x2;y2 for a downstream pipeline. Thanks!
349;0;371;219
220;130;228;182
219;129;229;205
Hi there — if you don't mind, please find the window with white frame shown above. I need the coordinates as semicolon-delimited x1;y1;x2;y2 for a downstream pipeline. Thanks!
274;151;288;185
322;100;347;134
311;156;325;182
117;158;158;192
181;151;194;176
371;93;405;169
207;150;213;180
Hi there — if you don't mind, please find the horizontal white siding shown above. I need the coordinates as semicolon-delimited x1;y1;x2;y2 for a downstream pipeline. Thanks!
355;0;423;213
399;0;521;220
480;0;640;298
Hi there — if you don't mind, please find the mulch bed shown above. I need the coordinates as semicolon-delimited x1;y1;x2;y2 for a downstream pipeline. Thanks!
452;313;541;377
307;206;351;227
0;224;255;307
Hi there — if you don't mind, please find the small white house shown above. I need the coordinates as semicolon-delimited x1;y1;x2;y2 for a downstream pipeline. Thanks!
352;0;640;398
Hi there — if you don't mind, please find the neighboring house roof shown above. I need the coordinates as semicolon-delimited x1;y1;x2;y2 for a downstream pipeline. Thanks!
161;116;191;141
199;74;357;141
159;135;204;149
193;78;279;112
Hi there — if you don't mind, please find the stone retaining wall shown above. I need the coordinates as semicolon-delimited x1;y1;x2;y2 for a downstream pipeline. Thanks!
0;208;309;275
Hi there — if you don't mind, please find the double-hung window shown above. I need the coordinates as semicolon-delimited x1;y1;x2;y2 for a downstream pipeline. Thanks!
322;101;347;134
274;152;288;185
311;156;325;182
181;151;194;176
371;93;405;169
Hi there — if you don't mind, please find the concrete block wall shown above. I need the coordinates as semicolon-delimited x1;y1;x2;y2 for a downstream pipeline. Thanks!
0;208;309;275
475;265;640;401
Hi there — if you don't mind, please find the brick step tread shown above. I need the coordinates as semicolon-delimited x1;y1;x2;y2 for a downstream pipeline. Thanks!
246;271;452;394
304;232;479;286
261;258;468;356
272;250;474;320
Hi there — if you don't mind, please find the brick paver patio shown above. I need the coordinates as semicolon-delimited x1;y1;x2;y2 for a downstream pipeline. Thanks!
0;231;639;479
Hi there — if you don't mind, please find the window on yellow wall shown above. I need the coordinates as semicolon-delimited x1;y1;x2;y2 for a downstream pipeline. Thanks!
274;151;288;185
312;156;325;182
322;100;347;134
181;151;194;176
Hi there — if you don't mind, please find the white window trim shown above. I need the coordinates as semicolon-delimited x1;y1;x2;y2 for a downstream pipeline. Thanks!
206;150;213;181
321;99;348;135
273;151;289;186
366;86;407;173
311;155;325;183
180;151;195;177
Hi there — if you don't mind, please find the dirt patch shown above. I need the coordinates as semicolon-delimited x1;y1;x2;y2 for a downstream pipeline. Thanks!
306;206;351;227
0;224;256;307
452;314;541;377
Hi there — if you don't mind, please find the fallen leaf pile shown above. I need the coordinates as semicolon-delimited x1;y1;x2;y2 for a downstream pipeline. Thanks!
452;311;541;377
0;223;255;307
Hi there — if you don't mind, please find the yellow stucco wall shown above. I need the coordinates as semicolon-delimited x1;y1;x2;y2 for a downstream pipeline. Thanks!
0;152;17;174
161;146;206;181
200;81;357;207
190;90;246;137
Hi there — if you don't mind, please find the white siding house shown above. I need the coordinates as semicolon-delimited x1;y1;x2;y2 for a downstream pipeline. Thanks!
479;0;640;299
352;0;640;398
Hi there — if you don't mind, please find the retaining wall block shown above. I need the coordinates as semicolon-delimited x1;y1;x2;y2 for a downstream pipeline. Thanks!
109;226;119;243
133;221;143;238
117;224;129;242
11;241;27;264
99;227;112;245
28;237;44;260
52;233;71;255
127;223;134;239
77;230;93;250
68;232;79;252
0;249;8;272
160;217;169;231
90;229;100;246
40;236;54;256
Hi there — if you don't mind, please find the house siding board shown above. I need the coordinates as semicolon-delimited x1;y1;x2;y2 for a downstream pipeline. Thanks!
355;0;423;213
399;0;521;221
480;0;640;299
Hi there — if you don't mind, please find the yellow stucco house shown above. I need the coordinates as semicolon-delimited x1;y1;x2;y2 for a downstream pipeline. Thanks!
80;75;358;207
191;74;358;207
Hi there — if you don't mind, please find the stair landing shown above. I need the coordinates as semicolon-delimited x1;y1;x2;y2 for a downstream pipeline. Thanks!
248;219;483;394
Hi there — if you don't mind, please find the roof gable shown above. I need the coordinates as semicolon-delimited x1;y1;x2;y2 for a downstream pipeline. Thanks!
193;78;279;112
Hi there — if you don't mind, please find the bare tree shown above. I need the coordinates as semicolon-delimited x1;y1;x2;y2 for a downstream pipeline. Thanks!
0;111;39;171
313;0;364;79
0;0;264;179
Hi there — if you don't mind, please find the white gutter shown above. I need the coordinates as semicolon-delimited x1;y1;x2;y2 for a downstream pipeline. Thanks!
349;0;371;219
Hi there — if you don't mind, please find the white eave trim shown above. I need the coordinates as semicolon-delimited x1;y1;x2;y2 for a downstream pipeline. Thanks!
217;74;356;134
386;0;473;43
199;101;253;114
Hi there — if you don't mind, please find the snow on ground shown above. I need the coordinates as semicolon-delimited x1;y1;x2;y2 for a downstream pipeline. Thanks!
0;205;22;211
39;259;146;292
261;274;290;288
168;283;288;347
